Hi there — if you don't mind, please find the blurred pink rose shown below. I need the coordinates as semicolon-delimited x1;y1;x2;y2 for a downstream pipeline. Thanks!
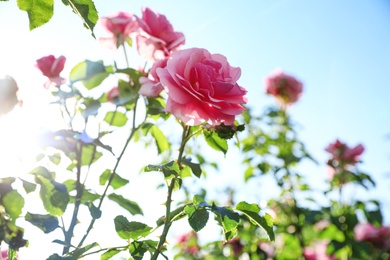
139;58;167;97
0;249;18;260
35;55;66;88
264;69;303;108
98;11;138;49
0;75;20;116
176;231;199;254
354;223;390;250
136;7;185;61
303;240;338;260
325;139;364;165
107;87;120;103
157;48;247;126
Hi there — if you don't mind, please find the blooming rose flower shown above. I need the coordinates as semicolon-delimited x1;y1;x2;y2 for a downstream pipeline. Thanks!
139;58;167;97
0;75;20;116
354;223;390;250
157;48;248;126
107;87;120;103
303;240;338;260
264;69;303;108
36;55;66;88
325;139;364;165
98;11;138;49
136;7;185;61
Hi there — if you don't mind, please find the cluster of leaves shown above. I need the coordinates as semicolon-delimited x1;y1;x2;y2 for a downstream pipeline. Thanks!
171;106;389;259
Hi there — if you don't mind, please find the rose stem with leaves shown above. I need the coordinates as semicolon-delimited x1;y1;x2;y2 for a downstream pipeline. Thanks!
151;125;192;260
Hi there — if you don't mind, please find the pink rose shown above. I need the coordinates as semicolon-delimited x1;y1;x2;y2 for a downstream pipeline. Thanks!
136;7;185;61
98;11;138;49
107;87;120;103
0;75;20;116
36;55;66;88
264;69;303;108
138;58;167;97
176;231;199;254
157;48;247;126
354;223;390;250
303;241;338;260
325;139;364;165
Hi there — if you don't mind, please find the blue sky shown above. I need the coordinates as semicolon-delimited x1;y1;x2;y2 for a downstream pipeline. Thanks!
1;0;390;258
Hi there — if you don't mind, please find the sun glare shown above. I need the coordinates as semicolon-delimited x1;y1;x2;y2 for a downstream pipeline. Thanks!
0;107;43;178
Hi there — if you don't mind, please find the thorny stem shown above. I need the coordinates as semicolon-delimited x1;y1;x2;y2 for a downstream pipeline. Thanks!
151;125;191;260
63;142;83;254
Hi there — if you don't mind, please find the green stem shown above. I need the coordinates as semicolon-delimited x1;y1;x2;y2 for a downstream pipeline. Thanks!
151;125;191;260
63;142;83;254
77;102;141;248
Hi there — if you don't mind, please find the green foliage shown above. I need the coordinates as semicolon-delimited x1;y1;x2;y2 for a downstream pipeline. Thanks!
108;193;143;215
185;205;209;232
236;202;275;241
104;111;128;127
114;215;152;240
69;60;111;89
99;170;129;189
61;0;98;37
100;249;121;260
204;130;228;155
17;0;54;30
25;213;59;233
30;167;69;216
2;190;24;222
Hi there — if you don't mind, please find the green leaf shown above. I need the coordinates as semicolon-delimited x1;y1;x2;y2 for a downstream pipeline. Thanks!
101;249;121;260
104;111;128;127
25;212;58;233
48;153;62;165
236;201;275;241
150;125;169;154
114;216;152;240
181;158;202;178
130;240;158;260
81;98;101;118
129;241;148;260
17;0;54;30
32;173;70;216
108;193;143;215
212;204;240;233
69;60;109;89
20;178;37;193
186;207;209;232
99;170;129;189
61;0;98;37
68;242;99;258
156;205;187;227
204;130;228;155
81;144;102;166
86;202;101;219
2;190;24;221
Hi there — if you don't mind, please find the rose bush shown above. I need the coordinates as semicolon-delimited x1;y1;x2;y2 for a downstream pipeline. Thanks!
0;3;389;260
157;48;248;126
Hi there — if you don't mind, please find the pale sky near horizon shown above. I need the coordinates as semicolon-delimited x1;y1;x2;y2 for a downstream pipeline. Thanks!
1;0;390;258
